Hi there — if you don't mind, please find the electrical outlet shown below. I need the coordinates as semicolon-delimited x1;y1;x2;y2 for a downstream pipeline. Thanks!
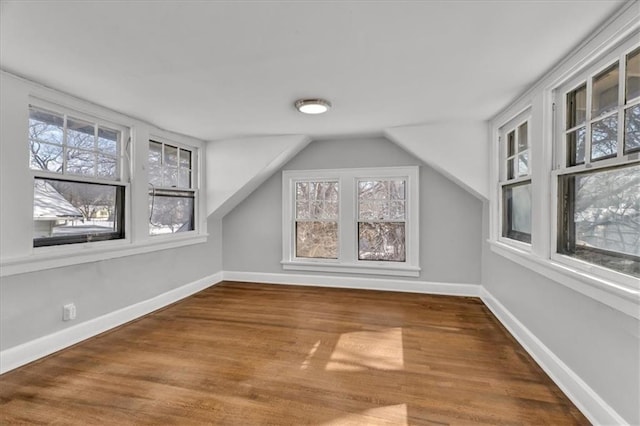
63;303;76;321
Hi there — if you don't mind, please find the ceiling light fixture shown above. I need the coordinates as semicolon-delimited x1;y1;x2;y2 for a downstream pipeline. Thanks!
295;98;331;114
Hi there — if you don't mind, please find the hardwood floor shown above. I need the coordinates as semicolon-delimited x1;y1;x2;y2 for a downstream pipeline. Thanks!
0;282;588;425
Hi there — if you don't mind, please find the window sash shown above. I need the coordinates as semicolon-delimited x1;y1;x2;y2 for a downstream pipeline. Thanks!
33;177;125;247
29;105;123;181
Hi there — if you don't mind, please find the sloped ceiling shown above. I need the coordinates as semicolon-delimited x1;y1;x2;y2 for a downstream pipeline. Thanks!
0;1;626;141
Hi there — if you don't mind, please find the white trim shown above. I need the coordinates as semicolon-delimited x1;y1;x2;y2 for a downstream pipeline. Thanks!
282;166;420;274
0;233;209;277
223;270;479;297
481;287;629;426
0;271;630;425
281;261;421;277
490;241;640;319
0;272;223;374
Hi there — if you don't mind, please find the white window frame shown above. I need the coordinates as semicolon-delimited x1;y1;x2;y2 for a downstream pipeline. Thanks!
0;77;207;277
282;166;420;277
551;38;640;289
498;109;532;250
148;137;199;238
29;98;131;250
488;14;640;319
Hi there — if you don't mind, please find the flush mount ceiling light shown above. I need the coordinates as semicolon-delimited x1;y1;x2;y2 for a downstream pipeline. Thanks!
295;98;331;114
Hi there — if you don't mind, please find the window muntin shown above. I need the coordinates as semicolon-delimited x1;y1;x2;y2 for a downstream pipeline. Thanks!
29;104;126;247
148;140;192;189
294;180;339;259
500;118;531;244
564;48;640;167
29;107;120;180
357;179;406;261
556;44;640;279
148;140;196;236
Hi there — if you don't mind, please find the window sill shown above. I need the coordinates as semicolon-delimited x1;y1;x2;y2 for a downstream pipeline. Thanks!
281;260;421;277
0;233;209;277
488;240;640;319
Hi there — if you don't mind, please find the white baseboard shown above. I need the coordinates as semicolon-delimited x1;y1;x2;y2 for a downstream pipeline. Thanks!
480;287;627;426
0;271;224;375
0;270;627;425
222;270;481;297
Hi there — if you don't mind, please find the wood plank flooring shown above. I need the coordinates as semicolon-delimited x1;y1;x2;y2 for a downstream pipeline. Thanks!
0;281;589;425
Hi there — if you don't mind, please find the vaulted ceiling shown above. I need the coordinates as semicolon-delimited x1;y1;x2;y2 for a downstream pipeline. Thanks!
0;1;627;141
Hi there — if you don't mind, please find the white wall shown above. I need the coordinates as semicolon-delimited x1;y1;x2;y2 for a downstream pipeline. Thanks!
385;121;489;200
223;136;483;285
206;134;310;219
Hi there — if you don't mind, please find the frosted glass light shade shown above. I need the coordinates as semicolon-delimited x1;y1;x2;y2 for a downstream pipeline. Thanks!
295;99;331;114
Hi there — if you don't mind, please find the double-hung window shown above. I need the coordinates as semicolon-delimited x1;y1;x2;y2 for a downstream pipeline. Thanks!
29;104;127;247
554;43;639;278
499;113;532;244
148;140;196;235
283;166;419;277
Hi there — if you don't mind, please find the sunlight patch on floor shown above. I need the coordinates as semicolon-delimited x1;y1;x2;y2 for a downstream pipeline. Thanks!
326;327;404;372
300;340;322;370
319;403;408;425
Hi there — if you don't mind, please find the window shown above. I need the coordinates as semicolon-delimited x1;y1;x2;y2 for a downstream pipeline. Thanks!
29;105;126;247
499;117;532;244
148;140;196;235
282;167;419;277
556;45;640;278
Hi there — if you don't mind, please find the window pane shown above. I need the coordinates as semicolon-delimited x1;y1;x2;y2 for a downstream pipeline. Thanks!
296;201;310;220
149;141;162;165
517;152;529;177
625;104;640;154
296;221;338;258
29;141;63;172
626;47;640;102
507;131;515;157
296;182;309;200
390;201;405;220
559;164;639;277
311;201;338;220
34;178;123;245
358;222;406;262
502;182;531;243
97;127;118;155
359;200;389;221
358;180;388;200
67;117;95;149
179;148;191;169
164;145;178;167
592;62;619;118
567;127;586;166
163;167;178;187
517;122;528;151
389;180;405;200
178;169;191;188
591;114;618;161
566;84;587;129
149;191;194;235
507;158;515;180
97;154;117;179
29;108;64;145
66;149;96;177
